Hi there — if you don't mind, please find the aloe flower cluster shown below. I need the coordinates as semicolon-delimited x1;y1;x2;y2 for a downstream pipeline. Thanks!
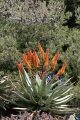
16;43;67;80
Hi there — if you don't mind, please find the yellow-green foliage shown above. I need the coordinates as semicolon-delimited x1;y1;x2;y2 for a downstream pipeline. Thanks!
0;18;80;78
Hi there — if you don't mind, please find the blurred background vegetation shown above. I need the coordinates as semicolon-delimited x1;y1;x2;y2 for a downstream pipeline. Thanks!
0;0;80;107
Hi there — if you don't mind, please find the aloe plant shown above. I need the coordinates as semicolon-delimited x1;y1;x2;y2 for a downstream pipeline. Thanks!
12;70;73;112
12;43;73;113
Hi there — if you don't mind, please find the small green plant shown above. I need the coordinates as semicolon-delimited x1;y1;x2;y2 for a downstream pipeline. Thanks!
0;79;10;109
11;43;73;113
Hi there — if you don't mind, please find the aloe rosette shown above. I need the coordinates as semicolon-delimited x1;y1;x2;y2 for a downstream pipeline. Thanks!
12;43;73;113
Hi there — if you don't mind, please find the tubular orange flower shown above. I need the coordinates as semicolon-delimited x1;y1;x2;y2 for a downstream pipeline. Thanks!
56;61;67;77
32;51;40;68
16;61;23;72
50;50;59;71
44;48;49;66
27;48;33;60
23;53;31;69
38;43;45;59
51;50;59;64
50;61;57;71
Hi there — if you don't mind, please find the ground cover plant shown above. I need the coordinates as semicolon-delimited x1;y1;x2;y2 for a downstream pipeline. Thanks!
0;79;10;110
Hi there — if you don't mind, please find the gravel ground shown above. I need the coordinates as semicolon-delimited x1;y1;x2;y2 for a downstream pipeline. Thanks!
0;111;67;120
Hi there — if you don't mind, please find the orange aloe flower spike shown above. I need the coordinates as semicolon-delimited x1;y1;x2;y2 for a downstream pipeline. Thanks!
56;61;67;78
44;48;49;66
51;50;59;64
38;43;45;59
23;53;31;69
16;61;23;72
50;50;59;71
27;48;33;60
32;51;40;68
